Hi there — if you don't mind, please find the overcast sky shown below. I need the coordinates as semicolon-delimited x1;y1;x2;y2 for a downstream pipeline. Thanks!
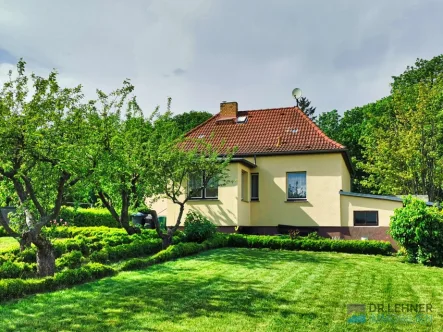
1;0;443;116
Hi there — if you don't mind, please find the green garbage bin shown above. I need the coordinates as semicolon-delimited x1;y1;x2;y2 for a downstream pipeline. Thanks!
158;216;167;230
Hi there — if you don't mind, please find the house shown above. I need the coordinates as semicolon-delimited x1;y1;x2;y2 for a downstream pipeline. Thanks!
160;101;405;242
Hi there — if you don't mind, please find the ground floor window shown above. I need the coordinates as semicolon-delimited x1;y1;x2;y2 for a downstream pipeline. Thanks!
287;172;307;200
188;173;218;199
354;211;378;226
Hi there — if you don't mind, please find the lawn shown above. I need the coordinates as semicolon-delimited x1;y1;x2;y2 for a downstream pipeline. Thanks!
1;248;442;331
0;237;18;251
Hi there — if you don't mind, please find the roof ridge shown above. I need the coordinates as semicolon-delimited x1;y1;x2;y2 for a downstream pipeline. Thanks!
293;107;345;149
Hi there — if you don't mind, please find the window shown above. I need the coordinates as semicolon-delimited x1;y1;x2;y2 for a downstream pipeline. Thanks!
354;211;378;226
188;173;218;199
251;173;259;200
205;177;219;198
287;172;307;200
241;170;248;201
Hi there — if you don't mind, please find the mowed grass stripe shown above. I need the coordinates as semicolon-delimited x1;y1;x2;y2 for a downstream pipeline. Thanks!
1;248;443;331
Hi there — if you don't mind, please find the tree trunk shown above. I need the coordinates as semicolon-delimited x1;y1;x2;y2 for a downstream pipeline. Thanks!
120;214;141;235
22;231;56;277
162;235;173;249
35;241;56;277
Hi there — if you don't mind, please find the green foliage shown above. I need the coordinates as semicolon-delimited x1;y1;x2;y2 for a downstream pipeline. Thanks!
0;262;116;302
183;211;217;243
390;197;443;266
55;250;84;270
172;110;213;134
305;232;322;240
316;109;341;140
59;207;121;228
0;227;8;237
0;261;36;279
298;96;316;120
225;234;392;255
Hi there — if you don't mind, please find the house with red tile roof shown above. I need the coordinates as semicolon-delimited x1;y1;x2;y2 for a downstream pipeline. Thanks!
161;101;403;242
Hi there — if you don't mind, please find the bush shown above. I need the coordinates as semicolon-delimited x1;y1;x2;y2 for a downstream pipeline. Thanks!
0;263;116;302
183;211;217;243
59;207;121;228
0;261;36;279
0;226;8;237
225;234;392;255
390;197;443;266
56;250;84;270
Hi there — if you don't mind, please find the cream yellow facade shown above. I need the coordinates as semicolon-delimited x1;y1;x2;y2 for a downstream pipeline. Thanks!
340;195;402;227
162;151;405;235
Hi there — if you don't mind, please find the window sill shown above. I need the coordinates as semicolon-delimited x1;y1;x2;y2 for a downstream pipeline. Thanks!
251;199;260;202
353;225;379;227
188;198;219;201
285;199;308;203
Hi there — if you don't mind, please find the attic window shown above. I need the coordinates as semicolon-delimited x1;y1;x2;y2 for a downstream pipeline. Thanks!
291;129;298;134
198;134;205;139
237;116;248;123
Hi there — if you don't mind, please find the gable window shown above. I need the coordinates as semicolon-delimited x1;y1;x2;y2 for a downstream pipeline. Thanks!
188;173;218;199
251;173;259;201
354;211;378;226
287;172;307;200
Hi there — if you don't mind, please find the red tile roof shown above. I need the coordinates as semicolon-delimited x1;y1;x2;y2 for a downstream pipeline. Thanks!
183;106;345;155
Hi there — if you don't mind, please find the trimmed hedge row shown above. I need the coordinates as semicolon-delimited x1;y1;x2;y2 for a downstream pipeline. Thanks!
59;207;121;228
226;234;393;255
121;234;228;271
0;263;115;301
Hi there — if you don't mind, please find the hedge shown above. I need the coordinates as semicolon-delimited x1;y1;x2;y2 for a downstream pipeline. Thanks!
0;263;115;301
59;207;121;228
225;234;393;255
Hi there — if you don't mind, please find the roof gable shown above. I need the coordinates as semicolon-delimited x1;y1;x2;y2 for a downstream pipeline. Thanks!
183;106;345;155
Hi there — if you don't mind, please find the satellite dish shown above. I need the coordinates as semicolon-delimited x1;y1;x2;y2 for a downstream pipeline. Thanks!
292;88;302;106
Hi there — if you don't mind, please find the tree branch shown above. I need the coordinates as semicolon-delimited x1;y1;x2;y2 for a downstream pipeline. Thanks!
98;191;120;223
21;176;46;216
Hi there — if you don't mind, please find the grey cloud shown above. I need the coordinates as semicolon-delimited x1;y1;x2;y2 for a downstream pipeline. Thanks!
0;0;442;116
173;68;186;76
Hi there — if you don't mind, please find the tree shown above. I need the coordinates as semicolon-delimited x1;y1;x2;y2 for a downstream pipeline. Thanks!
146;127;234;248
297;97;316;120
172;111;213;134
0;60;93;276
317;109;341;141
86;81;163;235
358;75;443;201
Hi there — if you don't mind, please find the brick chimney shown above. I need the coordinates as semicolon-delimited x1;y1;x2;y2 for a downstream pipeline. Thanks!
220;101;238;119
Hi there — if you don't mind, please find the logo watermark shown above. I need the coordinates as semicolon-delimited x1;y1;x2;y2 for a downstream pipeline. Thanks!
347;303;433;325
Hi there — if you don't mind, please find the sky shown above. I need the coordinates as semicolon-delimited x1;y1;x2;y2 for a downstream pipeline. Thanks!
1;0;443;116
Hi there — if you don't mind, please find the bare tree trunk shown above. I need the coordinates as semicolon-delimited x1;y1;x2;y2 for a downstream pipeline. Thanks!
35;238;56;277
21;230;56;277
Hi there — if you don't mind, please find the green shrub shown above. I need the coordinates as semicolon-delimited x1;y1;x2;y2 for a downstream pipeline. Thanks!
59;207;121;228
225;233;392;255
183;211;217;243
16;248;36;263
0;226;8;237
56;250;84;270
0;261;36;279
390;197;443;266
305;232;322;240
